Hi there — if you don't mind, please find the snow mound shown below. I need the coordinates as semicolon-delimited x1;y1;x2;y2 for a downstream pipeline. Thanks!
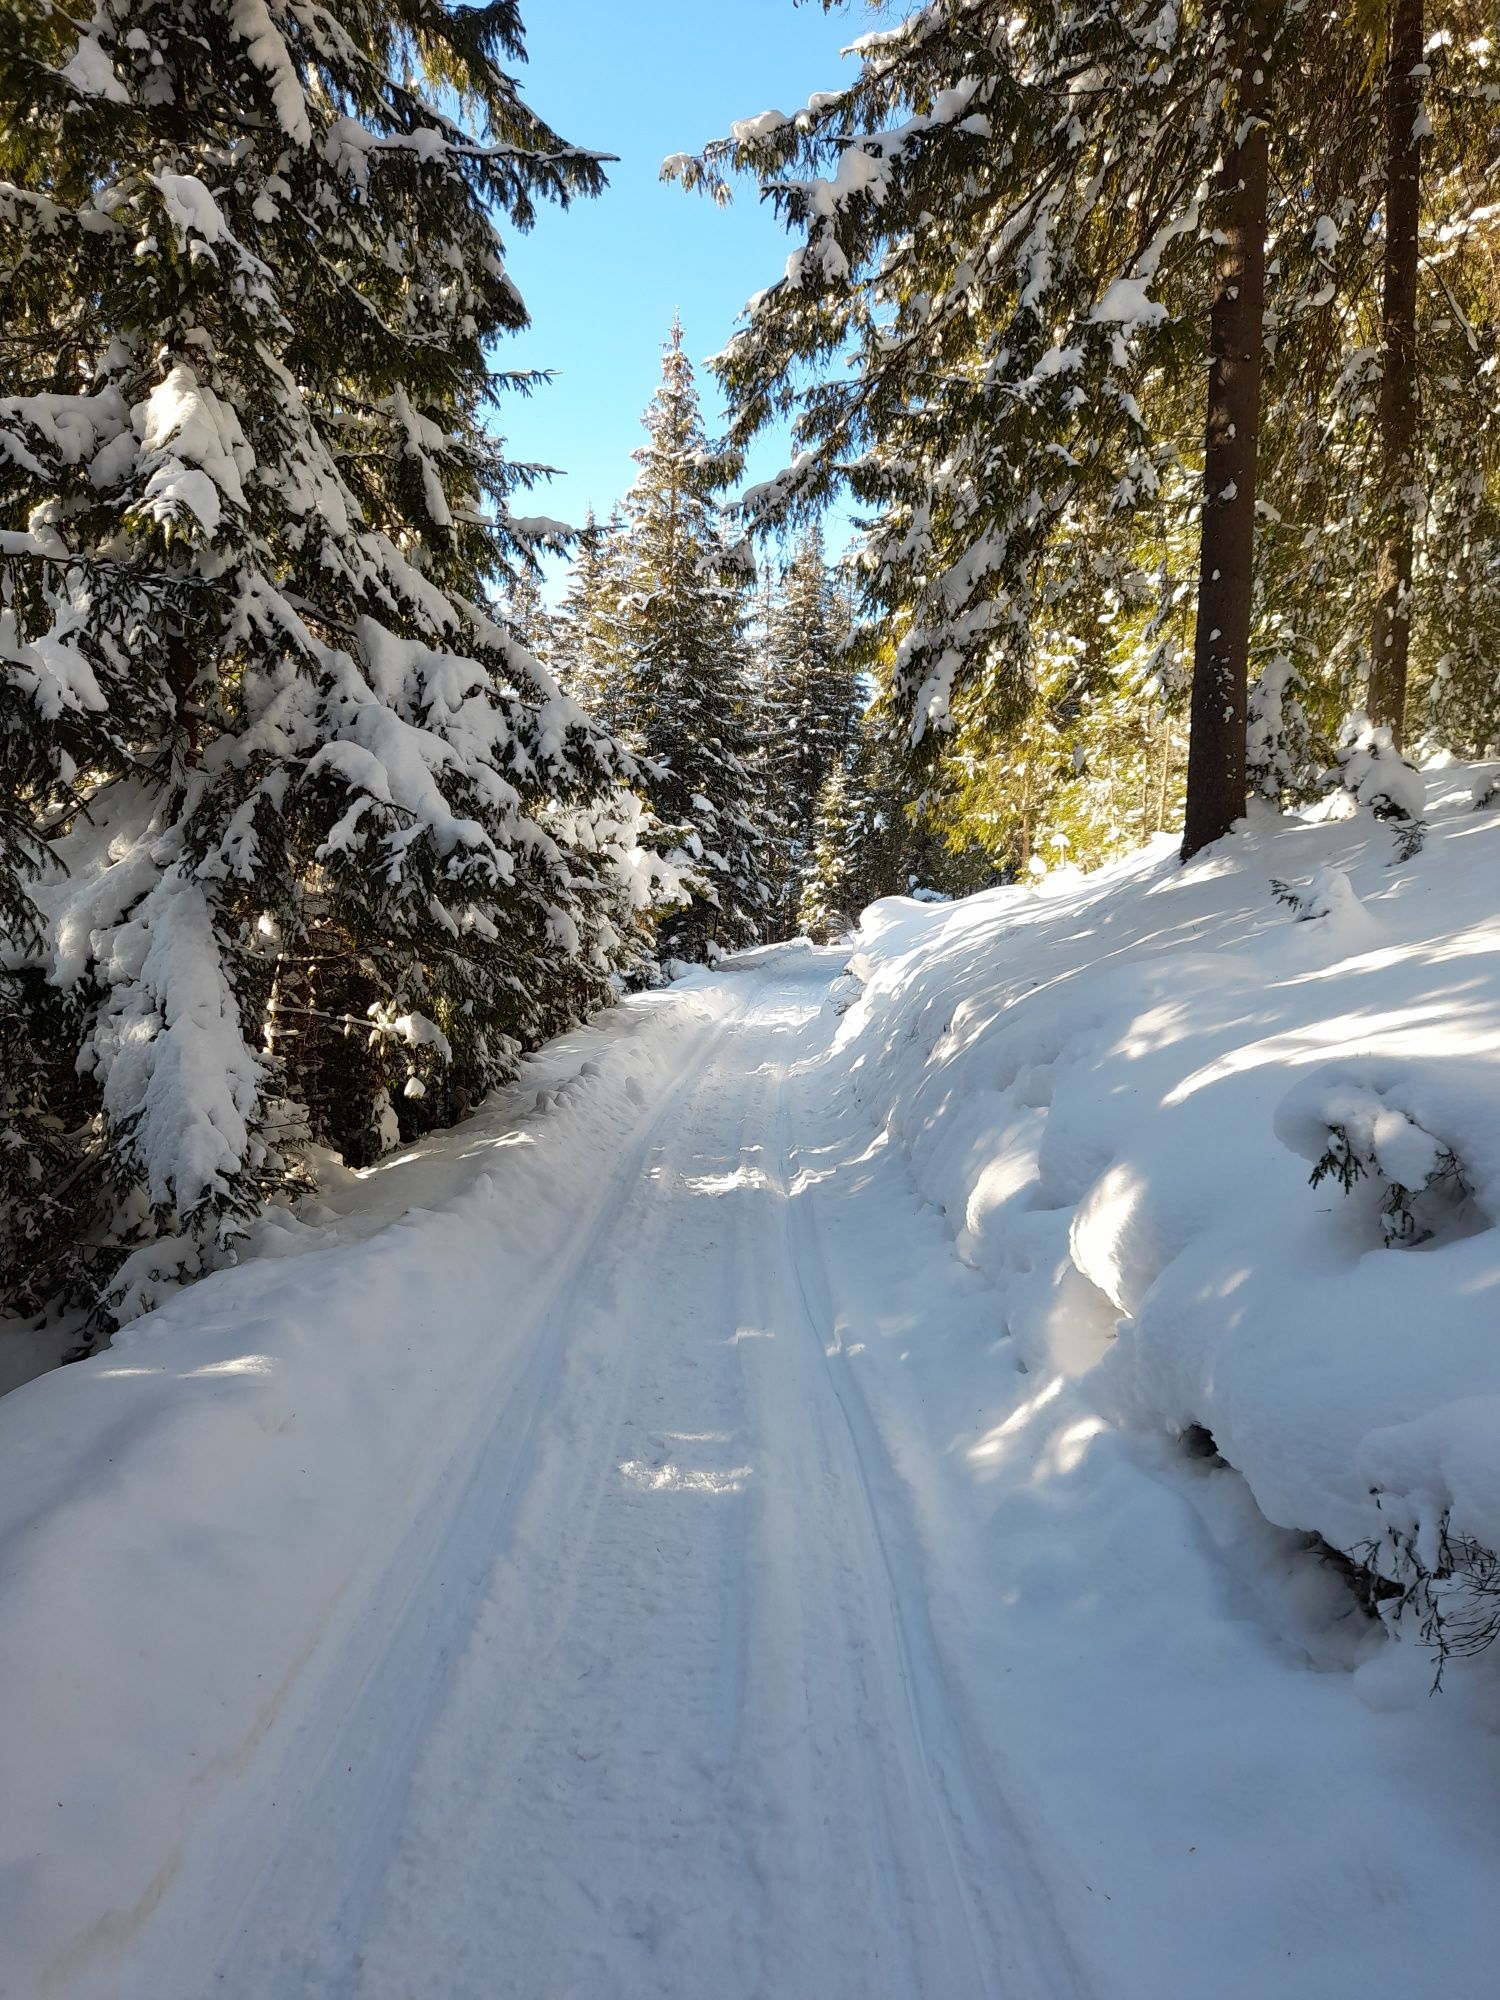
837;763;1500;1618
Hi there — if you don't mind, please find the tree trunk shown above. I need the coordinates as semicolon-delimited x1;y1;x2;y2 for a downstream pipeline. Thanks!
1181;5;1276;861
1368;0;1423;748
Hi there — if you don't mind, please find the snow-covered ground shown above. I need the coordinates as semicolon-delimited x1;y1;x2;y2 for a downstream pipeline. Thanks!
3;770;1500;1999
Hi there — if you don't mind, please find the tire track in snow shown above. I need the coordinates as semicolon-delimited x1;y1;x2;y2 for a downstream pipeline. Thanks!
763;988;1093;2000
104;992;747;2000
89;951;1090;1999
342;997;781;1999
726;1043;940;1996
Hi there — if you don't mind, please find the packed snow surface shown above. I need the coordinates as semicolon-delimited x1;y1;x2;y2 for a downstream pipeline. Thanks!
3;769;1500;1997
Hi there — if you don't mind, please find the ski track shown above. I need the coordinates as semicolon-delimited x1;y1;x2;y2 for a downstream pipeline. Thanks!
96;951;1084;2000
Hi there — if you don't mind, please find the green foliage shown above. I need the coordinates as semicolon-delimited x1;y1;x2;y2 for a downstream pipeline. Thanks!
0;0;665;1328
563;323;769;961
799;687;996;940
677;0;1500;882
759;525;862;933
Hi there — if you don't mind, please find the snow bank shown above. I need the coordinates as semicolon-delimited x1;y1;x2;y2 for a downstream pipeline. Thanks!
802;770;1500;1995
836;764;1500;1635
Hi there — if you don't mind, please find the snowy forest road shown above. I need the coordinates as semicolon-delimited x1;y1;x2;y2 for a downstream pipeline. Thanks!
73;948;1085;2000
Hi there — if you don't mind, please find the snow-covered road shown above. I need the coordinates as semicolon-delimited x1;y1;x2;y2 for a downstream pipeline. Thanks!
9;913;1500;2000
48;950;1080;2000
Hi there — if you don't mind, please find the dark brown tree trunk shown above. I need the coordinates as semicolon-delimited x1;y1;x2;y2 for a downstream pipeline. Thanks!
1368;0;1423;748
1181;5;1276;861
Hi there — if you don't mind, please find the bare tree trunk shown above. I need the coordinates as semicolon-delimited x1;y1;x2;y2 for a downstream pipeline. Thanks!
1181;4;1275;861
1368;0;1423;748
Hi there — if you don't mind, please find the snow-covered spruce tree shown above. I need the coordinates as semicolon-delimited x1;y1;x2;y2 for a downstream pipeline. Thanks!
761;524;861;934
499;563;560;667
612;322;769;961
678;4;1500;869
0;0;665;1327
798;655;997;940
671;3;1312;854
798;720;904;941
552;508;629;729
798;759;867;942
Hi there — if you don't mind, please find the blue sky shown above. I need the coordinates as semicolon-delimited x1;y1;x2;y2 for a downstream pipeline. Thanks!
497;0;869;584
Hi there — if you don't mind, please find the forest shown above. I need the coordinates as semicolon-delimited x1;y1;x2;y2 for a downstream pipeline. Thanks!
1;0;1495;1340
2;6;1500;1995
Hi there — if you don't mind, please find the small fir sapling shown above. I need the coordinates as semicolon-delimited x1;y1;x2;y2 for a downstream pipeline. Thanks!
1247;655;1320;803
1308;1122;1470;1247
1268;865;1371;930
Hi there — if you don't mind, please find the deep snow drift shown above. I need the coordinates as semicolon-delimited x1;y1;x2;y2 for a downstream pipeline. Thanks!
2;769;1499;1999
839;760;1500;1642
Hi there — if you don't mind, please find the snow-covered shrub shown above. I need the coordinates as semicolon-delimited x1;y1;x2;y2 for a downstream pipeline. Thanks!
1358;1503;1500;1687
1328;715;1427;860
1276;1063;1485;1248
1269;864;1363;925
1247;655;1319;803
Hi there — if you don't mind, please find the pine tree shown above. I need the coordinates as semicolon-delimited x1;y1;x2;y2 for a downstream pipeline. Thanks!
680;4;1500;867
798;658;1000;941
1215;9;1498;776
0;0;663;1326
553;509;628;726
798;760;868;943
611;322;769;960
798;725;909;943
674;5;1298;843
500;565;561;667
761;525;861;934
